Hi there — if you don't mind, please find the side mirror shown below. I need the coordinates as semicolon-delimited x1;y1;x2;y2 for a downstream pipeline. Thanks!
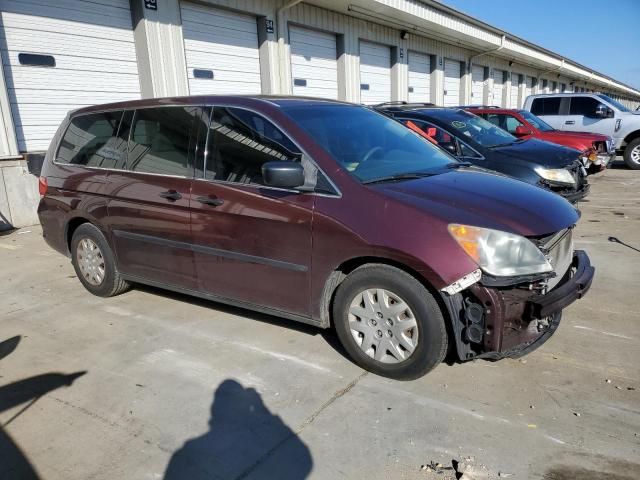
261;161;305;189
514;125;533;137
594;104;612;119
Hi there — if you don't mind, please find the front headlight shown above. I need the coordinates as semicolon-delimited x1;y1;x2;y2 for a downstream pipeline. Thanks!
448;224;553;277
534;166;576;186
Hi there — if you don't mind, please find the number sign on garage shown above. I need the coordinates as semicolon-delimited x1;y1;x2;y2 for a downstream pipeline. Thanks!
289;26;338;99
359;40;392;104
0;0;141;152
181;2;262;95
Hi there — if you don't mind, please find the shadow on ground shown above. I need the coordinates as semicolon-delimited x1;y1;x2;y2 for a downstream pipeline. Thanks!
164;379;313;480
0;335;86;480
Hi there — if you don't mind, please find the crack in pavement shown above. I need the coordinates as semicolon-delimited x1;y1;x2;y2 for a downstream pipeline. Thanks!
234;370;369;480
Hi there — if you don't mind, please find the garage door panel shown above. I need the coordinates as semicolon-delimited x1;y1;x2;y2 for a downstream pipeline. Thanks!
510;76;520;108
5;68;140;93
181;2;261;95
471;65;484;103
1;0;134;33
444;59;461;107
1;0;141;152
360;41;391;104
2;52;138;76
492;69;505;106
408;51;431;103
290;26;338;99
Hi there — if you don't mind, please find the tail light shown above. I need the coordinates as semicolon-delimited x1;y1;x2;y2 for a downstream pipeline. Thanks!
38;176;48;196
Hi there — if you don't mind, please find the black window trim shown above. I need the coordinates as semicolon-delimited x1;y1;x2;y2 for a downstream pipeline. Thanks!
196;104;342;198
54;105;205;180
395;115;485;160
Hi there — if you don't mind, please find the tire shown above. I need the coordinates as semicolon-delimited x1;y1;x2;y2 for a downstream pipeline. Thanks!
332;264;448;380
70;223;130;297
623;137;640;170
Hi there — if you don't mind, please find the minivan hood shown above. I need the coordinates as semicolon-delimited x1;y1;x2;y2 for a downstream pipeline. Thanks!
488;138;580;168
372;169;579;237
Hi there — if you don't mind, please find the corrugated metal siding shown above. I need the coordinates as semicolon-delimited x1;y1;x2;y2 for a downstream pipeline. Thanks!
181;2;262;95
0;0;140;152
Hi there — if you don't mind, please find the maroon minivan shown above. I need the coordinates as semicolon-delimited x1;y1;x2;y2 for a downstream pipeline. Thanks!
38;96;594;379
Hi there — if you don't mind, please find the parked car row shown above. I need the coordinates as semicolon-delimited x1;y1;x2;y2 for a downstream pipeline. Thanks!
375;104;591;203
38;95;594;380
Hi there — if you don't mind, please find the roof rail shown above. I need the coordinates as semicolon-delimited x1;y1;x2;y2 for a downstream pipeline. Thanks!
373;102;437;109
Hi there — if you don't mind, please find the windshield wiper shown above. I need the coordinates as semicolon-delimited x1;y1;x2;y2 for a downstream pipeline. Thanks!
362;172;435;185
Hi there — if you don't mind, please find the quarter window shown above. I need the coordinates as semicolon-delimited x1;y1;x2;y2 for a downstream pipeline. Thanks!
57;111;128;169
128;107;195;177
530;97;561;115
205;107;300;185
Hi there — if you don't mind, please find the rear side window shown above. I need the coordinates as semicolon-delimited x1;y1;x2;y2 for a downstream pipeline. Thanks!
530;97;561;115
128;107;195;177
569;97;601;116
57;111;127;168
205;106;300;185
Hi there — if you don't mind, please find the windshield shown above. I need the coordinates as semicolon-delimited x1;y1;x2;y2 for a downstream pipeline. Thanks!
443;111;516;147
520;110;555;132
282;105;455;183
598;94;631;113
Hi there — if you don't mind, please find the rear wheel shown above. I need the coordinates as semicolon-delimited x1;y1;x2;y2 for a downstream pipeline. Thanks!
623;138;640;170
71;223;130;297
332;264;448;380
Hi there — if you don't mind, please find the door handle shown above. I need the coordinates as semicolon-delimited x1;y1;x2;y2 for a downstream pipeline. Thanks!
565;120;575;125
196;196;224;207
159;190;182;201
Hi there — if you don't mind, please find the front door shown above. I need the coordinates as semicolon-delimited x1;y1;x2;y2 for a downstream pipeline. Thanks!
107;106;204;289
190;106;314;317
563;96;616;135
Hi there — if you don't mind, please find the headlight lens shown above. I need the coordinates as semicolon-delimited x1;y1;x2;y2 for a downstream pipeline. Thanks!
448;224;553;277
534;166;576;185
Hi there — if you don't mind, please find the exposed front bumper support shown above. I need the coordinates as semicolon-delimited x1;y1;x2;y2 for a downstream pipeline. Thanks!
442;250;594;361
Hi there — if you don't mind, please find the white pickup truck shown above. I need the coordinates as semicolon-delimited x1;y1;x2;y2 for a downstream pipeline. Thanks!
524;93;640;169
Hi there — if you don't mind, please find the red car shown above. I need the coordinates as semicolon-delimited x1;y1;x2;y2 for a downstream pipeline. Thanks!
467;107;615;173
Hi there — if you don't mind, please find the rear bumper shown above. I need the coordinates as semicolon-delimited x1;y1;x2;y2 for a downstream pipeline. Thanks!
444;250;594;361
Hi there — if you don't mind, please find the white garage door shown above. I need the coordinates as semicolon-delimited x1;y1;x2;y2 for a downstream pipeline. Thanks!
443;59;461;107
181;3;261;95
510;74;521;108
0;0;141;152
407;51;431;103
471;65;484;104
359;41;391;104
289;26;338;99
492;69;505;107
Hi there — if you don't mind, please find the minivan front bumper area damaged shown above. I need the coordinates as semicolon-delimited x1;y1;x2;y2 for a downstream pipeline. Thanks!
442;250;594;361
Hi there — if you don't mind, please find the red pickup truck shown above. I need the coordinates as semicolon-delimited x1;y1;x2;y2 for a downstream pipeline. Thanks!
466;107;614;173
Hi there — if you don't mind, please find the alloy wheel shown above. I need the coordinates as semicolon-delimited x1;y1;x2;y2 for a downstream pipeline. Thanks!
348;288;419;363
631;144;640;165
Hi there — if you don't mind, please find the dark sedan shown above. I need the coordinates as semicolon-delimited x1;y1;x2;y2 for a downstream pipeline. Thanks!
375;104;589;203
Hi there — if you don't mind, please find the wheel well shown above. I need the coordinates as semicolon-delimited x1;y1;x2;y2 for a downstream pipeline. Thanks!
65;217;90;253
321;256;448;329
624;130;640;145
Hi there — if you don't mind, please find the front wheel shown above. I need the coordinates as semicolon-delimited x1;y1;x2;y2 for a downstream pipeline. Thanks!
332;264;448;380
623;138;640;170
